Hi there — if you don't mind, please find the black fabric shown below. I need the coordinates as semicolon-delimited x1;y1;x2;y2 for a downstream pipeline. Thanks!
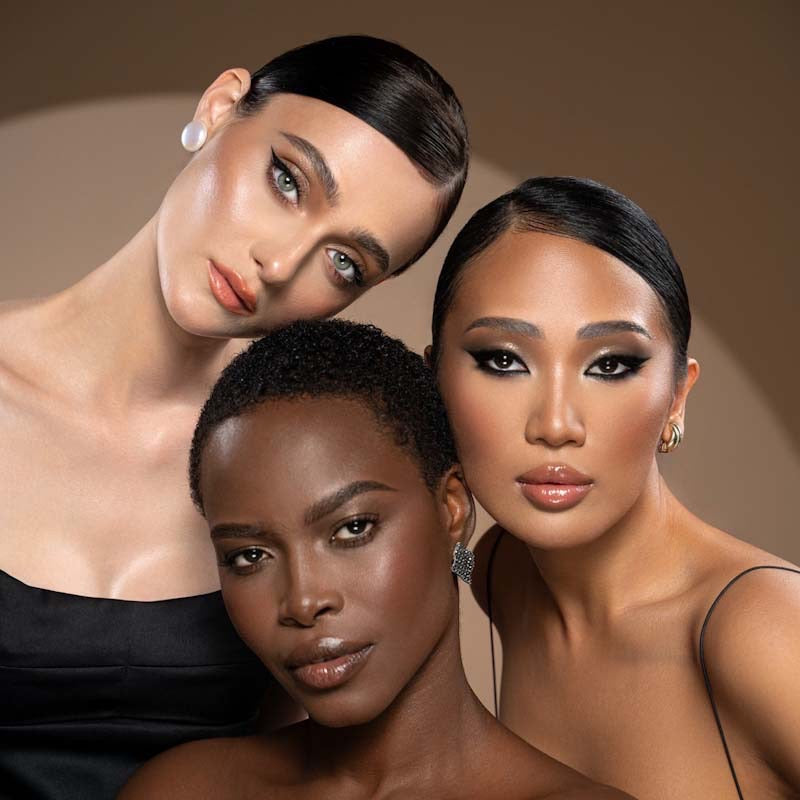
699;564;800;800
0;569;273;800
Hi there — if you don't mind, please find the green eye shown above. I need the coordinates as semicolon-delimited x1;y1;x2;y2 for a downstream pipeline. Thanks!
276;169;296;194
328;249;363;286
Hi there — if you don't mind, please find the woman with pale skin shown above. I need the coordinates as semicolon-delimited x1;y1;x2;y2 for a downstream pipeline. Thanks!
119;319;632;800
430;177;800;800
0;36;468;799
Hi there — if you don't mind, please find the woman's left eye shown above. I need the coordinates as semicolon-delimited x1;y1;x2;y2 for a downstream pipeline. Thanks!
327;249;364;287
331;517;376;545
585;355;647;379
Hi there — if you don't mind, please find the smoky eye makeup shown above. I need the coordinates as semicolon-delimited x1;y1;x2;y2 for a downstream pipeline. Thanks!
466;347;529;376
584;353;650;381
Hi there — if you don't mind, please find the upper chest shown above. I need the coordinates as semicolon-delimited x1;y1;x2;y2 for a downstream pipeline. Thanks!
499;602;778;799
0;385;218;598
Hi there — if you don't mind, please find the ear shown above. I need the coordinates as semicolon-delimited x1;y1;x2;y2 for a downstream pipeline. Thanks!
423;345;433;368
663;357;700;439
192;67;251;136
438;465;475;550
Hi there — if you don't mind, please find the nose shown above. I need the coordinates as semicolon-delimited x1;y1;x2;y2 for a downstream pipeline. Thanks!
250;233;309;287
278;554;344;628
524;367;585;448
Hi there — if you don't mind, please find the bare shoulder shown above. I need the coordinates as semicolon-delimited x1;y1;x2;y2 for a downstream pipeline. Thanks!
698;555;800;787
472;524;537;626
118;726;305;799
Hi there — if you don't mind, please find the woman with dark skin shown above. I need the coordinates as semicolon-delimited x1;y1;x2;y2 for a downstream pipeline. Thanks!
0;37;468;798
430;178;800;799
119;319;631;800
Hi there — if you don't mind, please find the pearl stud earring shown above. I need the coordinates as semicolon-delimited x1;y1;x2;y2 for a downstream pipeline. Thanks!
180;120;207;152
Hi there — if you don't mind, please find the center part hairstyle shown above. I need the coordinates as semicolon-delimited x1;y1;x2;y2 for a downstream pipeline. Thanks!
431;176;691;376
238;35;469;270
189;319;458;514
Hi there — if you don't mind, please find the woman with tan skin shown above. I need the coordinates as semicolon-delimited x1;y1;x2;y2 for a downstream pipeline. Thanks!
120;319;631;800
430;177;800;799
0;36;468;799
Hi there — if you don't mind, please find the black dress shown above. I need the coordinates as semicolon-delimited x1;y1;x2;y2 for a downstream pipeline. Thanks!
0;568;273;800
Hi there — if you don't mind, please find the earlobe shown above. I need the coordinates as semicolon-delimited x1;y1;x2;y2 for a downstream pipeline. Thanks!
423;345;433;368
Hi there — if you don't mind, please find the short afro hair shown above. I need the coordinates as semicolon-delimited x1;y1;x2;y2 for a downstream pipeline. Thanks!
189;319;458;514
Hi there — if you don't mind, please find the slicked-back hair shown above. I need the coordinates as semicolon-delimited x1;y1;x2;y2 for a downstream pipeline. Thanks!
237;35;469;271
430;176;691;377
189;319;458;514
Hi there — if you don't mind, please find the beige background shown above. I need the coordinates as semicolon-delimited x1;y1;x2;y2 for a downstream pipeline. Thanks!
1;2;797;709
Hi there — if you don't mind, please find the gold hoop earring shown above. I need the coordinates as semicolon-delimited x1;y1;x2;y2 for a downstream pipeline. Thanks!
658;421;683;453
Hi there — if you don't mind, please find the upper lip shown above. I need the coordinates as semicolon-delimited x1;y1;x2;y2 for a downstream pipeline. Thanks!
210;260;257;312
517;464;593;485
285;637;372;669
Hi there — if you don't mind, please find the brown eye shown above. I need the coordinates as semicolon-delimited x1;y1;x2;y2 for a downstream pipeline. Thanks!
331;517;376;543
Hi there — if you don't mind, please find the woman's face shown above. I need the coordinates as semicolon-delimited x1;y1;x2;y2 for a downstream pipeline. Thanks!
436;230;690;550
201;397;466;727
157;92;443;339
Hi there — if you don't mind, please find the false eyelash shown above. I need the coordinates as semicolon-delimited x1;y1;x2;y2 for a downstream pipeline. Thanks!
587;354;649;381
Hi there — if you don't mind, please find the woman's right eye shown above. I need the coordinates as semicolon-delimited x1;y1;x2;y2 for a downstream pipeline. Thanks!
223;547;269;572
269;150;300;206
468;349;528;375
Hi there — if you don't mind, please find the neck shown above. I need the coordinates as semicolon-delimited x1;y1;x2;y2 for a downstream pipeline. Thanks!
528;463;694;630
303;615;496;795
34;213;234;410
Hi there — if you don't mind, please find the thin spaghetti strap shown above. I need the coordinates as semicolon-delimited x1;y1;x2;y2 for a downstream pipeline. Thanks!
486;529;506;719
699;564;800;800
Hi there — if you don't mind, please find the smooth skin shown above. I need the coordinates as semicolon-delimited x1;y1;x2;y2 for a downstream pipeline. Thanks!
434;230;800;799
0;69;442;604
119;397;632;800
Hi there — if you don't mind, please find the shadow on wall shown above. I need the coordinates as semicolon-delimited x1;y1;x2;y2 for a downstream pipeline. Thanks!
2;96;798;710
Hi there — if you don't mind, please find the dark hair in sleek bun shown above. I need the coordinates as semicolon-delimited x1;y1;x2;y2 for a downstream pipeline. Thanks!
431;176;691;376
238;35;469;271
189;319;458;514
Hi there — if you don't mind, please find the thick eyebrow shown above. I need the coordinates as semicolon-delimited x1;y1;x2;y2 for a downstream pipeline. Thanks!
577;320;653;340
464;316;543;338
350;228;391;274
304;480;397;526
280;132;339;203
210;523;266;541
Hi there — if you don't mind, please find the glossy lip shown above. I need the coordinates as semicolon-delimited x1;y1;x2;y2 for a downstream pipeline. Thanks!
207;260;257;315
287;637;374;691
517;464;594;512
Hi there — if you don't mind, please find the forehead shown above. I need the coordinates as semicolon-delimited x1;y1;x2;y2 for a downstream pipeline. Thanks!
450;230;669;337
201;397;422;519
240;93;442;270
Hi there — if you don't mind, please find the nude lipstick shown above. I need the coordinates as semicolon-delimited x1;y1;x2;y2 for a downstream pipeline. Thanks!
207;260;257;315
517;464;593;511
287;637;374;691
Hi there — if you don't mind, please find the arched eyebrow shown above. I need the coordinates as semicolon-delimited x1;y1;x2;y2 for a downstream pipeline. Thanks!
350;229;390;274
280;131;339;203
577;320;652;339
464;317;543;338
304;480;397;525
210;523;266;541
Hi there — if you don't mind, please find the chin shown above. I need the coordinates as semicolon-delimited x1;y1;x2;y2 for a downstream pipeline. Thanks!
305;691;395;729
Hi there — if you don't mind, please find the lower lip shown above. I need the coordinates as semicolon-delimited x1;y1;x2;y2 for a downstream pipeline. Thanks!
519;482;593;511
291;645;374;691
207;262;251;316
